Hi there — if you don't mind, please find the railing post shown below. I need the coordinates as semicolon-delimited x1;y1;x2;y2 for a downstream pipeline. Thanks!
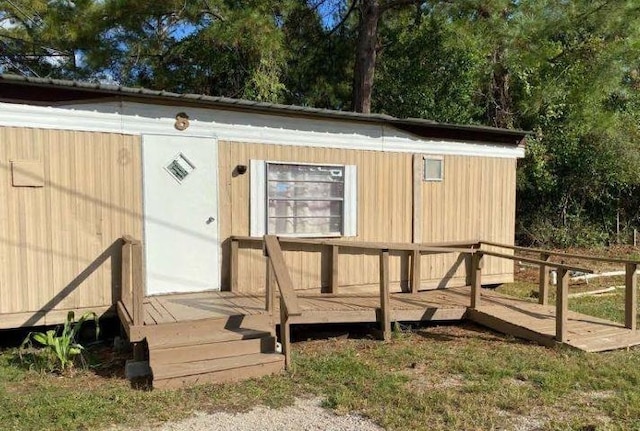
266;259;276;314
131;241;144;326
539;252;551;305
379;249;391;341
556;267;569;343
230;238;239;292
121;241;132;310
470;252;483;309
411;249;421;294
625;263;637;330
280;296;292;370
330;245;339;294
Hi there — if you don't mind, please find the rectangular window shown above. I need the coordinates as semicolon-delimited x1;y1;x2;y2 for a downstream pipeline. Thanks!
423;156;444;181
251;160;357;237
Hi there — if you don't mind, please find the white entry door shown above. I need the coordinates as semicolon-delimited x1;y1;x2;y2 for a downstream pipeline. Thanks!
142;134;220;295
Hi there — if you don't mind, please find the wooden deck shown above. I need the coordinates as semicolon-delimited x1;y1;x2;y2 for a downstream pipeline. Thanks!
140;287;640;352
143;287;470;326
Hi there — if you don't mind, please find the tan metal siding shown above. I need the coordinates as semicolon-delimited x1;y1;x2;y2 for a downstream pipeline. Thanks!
219;142;516;293
420;156;516;285
0;127;142;323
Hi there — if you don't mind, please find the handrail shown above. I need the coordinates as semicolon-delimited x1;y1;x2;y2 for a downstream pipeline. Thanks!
232;235;480;252
120;235;144;327
473;241;639;343
479;249;594;274
263;235;301;317
263;235;302;370
481;240;640;265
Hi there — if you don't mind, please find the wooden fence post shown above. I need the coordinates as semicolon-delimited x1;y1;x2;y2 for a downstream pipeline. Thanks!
539;253;550;305
625;262;637;330
131;242;144;326
121;241;132;310
379;249;391;341
330;245;339;294
230;238;239;292
266;259;276;313
411;249;421;294
470;252;483;309
556;268;569;343
280;296;292;370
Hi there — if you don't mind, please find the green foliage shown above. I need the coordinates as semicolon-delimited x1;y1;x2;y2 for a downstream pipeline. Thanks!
5;0;640;245
20;311;99;371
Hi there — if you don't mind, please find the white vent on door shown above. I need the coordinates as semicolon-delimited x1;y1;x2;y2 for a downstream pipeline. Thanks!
165;153;195;183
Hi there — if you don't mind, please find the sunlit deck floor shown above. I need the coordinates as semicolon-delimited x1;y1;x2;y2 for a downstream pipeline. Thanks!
141;286;640;353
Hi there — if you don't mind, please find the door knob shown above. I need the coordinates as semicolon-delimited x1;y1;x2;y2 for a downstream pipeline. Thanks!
206;217;215;224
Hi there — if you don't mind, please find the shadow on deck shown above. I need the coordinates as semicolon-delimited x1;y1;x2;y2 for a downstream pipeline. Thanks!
132;285;640;353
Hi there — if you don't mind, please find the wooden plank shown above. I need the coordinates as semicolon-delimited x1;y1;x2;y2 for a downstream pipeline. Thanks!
626;263;637;330
150;298;179;324
263;236;301;316
470;252;482;309
538;253;550;306
266;259;276;312
121;241;132;310
411;250;421;294
232;235;480;252
467;309;557;348
481;240;640;265
480;249;593;273
412;154;422;243
145;301;163;325
280;296;292;370
556;268;569;343
230;238;239;292
131;241;144;326
150;337;275;366
379;250;391;341
152;354;284;389
330;245;339;294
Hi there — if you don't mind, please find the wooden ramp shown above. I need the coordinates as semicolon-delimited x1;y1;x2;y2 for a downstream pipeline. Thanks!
467;290;640;352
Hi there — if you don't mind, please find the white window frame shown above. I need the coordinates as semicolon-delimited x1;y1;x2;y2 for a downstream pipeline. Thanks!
250;160;357;237
423;155;444;182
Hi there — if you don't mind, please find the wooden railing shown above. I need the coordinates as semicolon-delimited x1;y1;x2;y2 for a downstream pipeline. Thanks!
118;235;144;327
232;235;479;345
263;235;301;370
477;241;640;341
231;236;480;294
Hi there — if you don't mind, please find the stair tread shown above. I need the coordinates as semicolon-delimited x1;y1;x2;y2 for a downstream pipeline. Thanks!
149;336;276;366
153;352;284;380
147;327;272;349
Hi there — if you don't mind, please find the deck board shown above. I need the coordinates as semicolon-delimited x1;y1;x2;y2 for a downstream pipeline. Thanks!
137;286;640;352
469;289;640;352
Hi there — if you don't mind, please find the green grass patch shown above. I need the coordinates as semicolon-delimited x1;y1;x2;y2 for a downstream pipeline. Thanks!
498;280;633;324
3;326;640;430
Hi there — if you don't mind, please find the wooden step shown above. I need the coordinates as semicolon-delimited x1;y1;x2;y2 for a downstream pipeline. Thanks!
139;313;273;342
149;336;276;366
147;327;272;350
152;353;285;389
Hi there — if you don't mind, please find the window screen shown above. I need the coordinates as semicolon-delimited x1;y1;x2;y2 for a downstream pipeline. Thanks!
266;163;345;235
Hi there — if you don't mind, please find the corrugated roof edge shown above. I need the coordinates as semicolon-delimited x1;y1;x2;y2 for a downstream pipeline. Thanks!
0;74;530;142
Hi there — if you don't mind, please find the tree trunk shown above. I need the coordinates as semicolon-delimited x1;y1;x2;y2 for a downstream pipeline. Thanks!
487;46;513;128
353;0;380;113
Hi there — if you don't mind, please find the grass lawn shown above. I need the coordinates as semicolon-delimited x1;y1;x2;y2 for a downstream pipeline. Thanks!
3;320;640;431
